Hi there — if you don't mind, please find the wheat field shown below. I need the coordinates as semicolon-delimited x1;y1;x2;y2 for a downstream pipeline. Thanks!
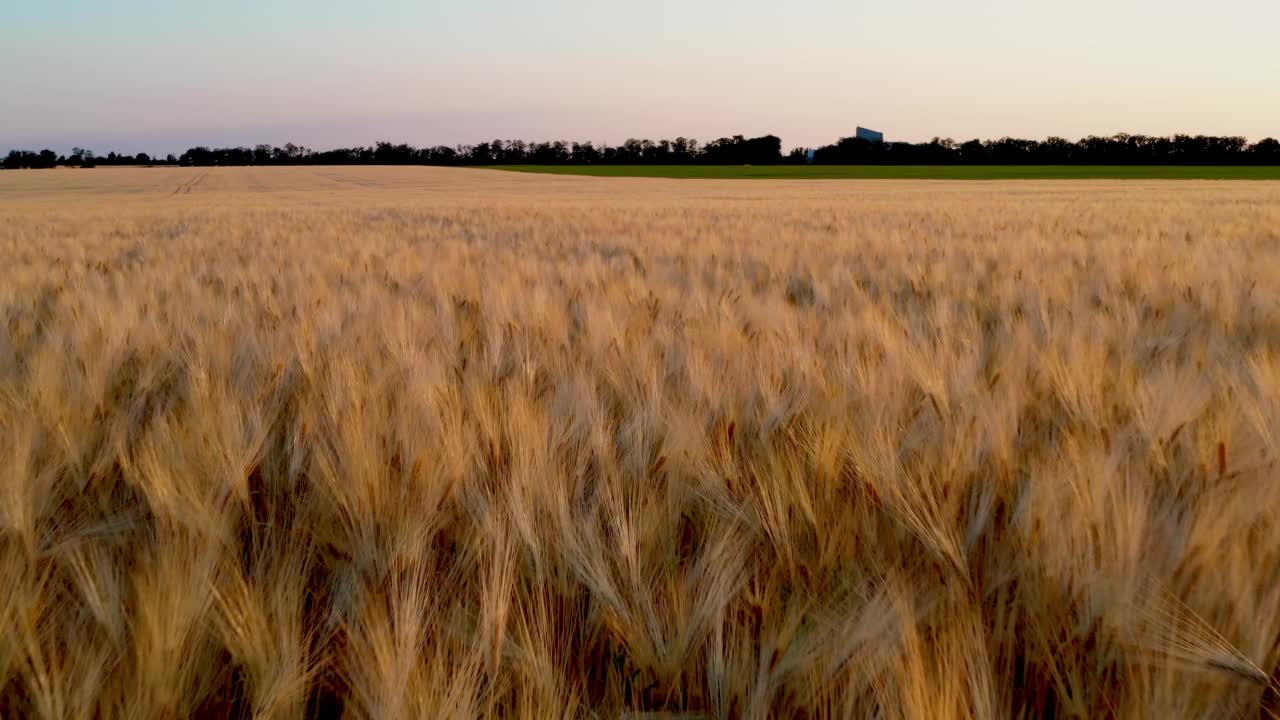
2;167;1280;718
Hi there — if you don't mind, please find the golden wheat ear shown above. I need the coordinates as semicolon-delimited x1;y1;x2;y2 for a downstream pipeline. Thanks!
1122;578;1269;685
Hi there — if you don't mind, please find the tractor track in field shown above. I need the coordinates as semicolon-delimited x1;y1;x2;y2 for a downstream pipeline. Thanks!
171;171;208;195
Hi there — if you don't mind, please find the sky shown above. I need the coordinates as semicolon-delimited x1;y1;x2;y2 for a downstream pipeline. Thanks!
3;0;1278;154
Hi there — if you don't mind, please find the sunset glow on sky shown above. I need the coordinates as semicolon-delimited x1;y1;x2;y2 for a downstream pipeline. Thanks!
3;0;1278;153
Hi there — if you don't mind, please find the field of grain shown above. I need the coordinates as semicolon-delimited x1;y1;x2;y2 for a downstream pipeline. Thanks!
2;167;1280;718
495;165;1280;180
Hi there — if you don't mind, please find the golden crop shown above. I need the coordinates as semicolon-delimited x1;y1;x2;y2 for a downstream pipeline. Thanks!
2;167;1280;718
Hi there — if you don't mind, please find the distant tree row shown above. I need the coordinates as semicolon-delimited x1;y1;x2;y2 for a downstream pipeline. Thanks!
5;133;1280;168
2;147;170;169
811;134;1280;165
169;135;789;167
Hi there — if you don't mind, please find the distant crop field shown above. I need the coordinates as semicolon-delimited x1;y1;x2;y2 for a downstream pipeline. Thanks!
3;166;1280;718
492;163;1280;180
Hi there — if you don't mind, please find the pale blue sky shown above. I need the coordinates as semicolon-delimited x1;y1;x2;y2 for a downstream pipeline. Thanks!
3;0;1278;153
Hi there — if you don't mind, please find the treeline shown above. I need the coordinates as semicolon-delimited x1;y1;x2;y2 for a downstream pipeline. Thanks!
1;147;171;169
5;133;1280;168
812;134;1280;165
173;135;791;167
1;137;787;169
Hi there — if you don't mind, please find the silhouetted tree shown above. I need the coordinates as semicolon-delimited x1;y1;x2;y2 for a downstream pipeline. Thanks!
3;149;59;169
813;136;882;164
570;142;601;164
1251;138;1280;164
66;147;97;167
701;135;783;164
